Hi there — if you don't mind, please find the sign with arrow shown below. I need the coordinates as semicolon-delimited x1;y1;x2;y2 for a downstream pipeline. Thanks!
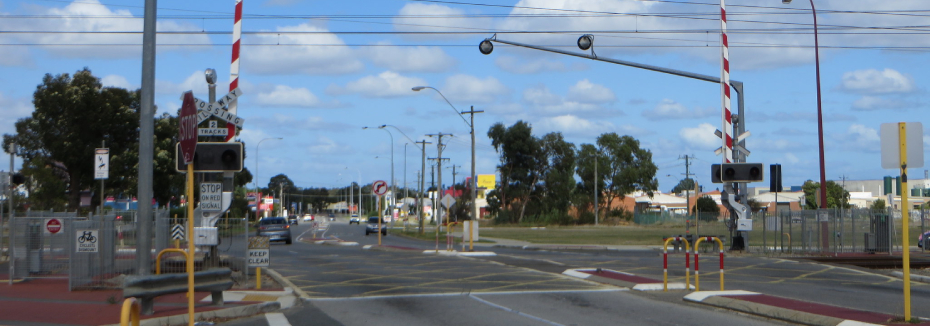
373;180;388;196
171;224;185;240
94;148;109;179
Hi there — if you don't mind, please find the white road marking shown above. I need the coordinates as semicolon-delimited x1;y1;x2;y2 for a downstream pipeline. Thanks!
264;312;291;326
469;294;565;326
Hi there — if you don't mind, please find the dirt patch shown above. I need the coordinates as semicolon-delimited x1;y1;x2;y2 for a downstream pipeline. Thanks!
231;270;282;290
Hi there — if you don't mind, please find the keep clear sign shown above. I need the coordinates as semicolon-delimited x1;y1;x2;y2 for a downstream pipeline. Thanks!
248;236;270;267
76;229;99;253
200;182;223;212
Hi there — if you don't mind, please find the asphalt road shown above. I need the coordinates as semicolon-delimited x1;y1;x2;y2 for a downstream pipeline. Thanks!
220;217;792;325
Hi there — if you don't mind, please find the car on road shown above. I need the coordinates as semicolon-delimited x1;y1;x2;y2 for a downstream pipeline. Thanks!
365;216;387;236
919;230;930;248
302;214;314;222
349;214;360;224
257;217;292;244
288;215;299;225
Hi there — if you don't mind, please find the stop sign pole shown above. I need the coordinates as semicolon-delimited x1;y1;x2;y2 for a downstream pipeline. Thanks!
178;91;198;320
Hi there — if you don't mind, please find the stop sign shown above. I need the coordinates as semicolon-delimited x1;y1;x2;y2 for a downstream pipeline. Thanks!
179;91;198;164
46;219;62;234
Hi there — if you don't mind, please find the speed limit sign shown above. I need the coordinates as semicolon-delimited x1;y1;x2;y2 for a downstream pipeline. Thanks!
373;180;388;196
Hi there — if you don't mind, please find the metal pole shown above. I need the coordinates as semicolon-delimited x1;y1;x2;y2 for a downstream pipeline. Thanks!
418;141;428;234
594;154;598;225
100;140;105;214
809;0;827;210
5;143;14;262
137;0;157;276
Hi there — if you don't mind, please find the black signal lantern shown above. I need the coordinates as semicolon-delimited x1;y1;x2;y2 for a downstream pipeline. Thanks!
711;163;764;183
175;142;243;172
11;173;25;185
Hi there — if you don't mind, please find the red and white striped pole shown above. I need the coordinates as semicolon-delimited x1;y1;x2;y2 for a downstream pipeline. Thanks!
719;0;733;163
226;0;243;142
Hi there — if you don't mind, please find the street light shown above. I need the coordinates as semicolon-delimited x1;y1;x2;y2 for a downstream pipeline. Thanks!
255;137;282;220
362;126;395;219
345;167;361;215
381;124;428;234
782;0;827;210
412;86;483;247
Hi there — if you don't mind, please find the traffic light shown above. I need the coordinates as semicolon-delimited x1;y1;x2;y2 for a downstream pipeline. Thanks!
11;173;25;185
711;163;764;183
770;164;783;192
175;142;243;172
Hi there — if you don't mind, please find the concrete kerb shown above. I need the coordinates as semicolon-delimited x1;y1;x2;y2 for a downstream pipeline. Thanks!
101;301;280;326
265;268;311;301
422;250;498;257
683;291;883;326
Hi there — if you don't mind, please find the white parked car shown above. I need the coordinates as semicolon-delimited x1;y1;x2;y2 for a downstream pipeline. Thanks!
302;214;314;222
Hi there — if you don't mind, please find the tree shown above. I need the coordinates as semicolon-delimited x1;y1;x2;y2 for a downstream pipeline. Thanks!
693;196;720;222
871;199;886;211
487;121;545;223
801;180;850;209
539;132;576;218
670;178;695;194
595;133;658;216
3;68;139;209
268;174;295;194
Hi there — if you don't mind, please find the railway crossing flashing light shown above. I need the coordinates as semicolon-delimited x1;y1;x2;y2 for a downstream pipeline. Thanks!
175;142;244;172
710;163;764;183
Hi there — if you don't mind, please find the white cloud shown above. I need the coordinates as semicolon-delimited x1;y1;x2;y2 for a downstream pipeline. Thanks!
522;84;603;115
494;56;568;74
244;23;363;75
393;3;492;40
642;99;715;121
567;79;615;104
851;96;914;111
534;115;614;137
835;124;881;152
839;69;915;95
254;85;322;108
752;139;803;152
364;42;456;72
101;75;133;89
0;0;207;58
784;153;800;164
328;71;427;98
679;123;719;150
155;71;211;95
440;74;511;104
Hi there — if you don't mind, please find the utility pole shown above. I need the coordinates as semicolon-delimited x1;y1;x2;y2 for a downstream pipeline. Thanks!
416;140;431;234
427;132;451;227
680;155;695;215
461;107;484;225
594;153;598;226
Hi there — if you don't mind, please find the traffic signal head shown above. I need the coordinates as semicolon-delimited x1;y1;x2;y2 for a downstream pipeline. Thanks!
770;164;783;192
176;142;243;172
11;173;25;185
719;163;764;182
711;163;764;183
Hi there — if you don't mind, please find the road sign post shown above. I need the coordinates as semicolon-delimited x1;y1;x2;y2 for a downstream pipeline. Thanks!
373;180;387;246
178;91;198;322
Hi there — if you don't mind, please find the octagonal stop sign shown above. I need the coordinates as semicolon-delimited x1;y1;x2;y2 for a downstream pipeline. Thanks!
46;219;62;234
178;91;198;165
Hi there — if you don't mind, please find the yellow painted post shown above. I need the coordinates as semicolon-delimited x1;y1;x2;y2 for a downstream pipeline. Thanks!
120;297;141;326
186;163;195;326
256;267;262;289
155;249;189;275
694;237;703;291
661;237;691;292
468;220;474;251
377;194;382;246
899;122;912;321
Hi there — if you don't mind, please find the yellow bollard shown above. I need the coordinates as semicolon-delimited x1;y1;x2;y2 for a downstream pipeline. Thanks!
256;267;262;289
661;237;691;292
120;297;140;326
155;249;189;275
693;237;725;291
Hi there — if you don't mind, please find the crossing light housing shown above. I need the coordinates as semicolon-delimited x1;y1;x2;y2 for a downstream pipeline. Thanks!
711;163;764;183
175;142;243;172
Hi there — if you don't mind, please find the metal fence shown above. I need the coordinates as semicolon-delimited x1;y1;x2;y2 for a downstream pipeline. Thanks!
635;208;930;255
9;208;250;290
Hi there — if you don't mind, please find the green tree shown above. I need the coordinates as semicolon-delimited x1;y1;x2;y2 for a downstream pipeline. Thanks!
670;178;695;194
487;121;544;223
595;133;658;216
801;180;850;209
693;196;720;222
3;68;139;209
575;144;606;223
539;132;576;219
871;199;886;210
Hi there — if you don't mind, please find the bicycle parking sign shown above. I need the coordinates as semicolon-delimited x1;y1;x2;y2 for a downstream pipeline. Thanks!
76;229;99;253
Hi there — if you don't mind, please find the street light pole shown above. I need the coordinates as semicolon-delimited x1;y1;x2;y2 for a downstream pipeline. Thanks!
412;87;484;232
255;137;282;220
364;126;396;220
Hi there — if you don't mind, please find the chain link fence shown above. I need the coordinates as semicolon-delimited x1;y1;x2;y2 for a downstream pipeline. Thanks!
8;208;250;290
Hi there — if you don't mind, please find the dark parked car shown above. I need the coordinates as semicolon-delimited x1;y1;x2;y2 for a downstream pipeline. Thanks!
365;216;387;236
257;217;292;244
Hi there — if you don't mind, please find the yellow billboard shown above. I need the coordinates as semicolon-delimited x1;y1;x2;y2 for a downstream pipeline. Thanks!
477;174;496;190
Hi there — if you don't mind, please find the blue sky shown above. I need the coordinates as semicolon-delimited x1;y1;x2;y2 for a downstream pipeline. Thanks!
1;0;928;195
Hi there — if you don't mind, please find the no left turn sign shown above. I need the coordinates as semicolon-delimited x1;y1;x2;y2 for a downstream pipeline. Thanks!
373;180;388;196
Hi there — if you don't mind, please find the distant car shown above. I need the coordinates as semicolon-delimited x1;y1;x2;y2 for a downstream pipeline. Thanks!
257;217;292;244
349;214;360;224
302;214;314;222
287;215;298;225
919;231;930;248
365;216;387;236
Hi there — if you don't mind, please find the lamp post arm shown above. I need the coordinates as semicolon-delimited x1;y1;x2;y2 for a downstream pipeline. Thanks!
488;37;744;90
382;125;423;151
421;87;470;126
